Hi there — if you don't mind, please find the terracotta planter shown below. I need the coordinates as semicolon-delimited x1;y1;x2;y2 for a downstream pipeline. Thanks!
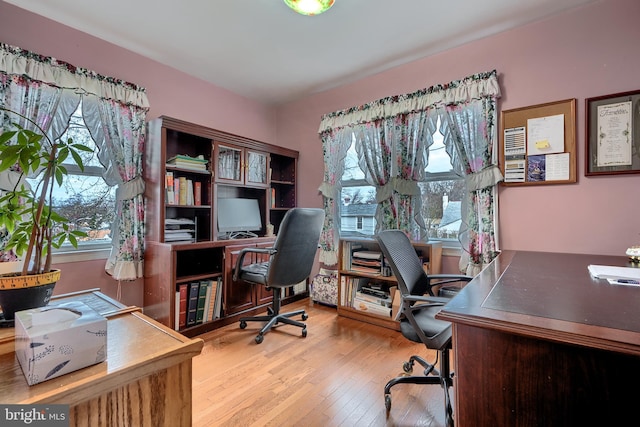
0;269;60;321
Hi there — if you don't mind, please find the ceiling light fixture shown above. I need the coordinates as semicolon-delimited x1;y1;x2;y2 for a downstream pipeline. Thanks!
284;0;335;16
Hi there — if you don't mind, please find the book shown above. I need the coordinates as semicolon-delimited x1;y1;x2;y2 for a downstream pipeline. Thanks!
205;280;216;322
167;154;208;164
186;179;194;205
352;296;392;317
165;171;174;204
173;177;180;204
175;290;180;330
352;250;382;260
178;283;188;329
179;177;188;205
194;181;202;206
186;282;200;326
214;277;223;319
196;280;209;324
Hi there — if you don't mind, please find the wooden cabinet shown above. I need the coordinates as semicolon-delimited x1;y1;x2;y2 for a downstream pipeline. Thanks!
0;290;203;427
144;116;303;337
337;237;442;330
223;241;274;316
215;142;269;188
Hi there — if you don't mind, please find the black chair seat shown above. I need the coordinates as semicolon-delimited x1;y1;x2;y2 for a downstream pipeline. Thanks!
233;208;324;344
399;306;452;350
376;229;473;426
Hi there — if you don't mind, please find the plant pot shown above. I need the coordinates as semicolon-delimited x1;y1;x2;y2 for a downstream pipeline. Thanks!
0;269;60;321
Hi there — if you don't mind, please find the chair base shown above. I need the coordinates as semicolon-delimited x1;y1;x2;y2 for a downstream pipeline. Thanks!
384;349;454;427
239;307;308;344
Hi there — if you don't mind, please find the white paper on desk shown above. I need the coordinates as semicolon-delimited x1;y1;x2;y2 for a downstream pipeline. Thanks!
588;265;640;280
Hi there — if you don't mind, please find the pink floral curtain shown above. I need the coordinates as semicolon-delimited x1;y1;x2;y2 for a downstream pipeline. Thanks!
0;43;149;280
319;70;502;273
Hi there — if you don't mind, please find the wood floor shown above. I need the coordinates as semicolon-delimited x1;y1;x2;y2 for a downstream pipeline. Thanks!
192;298;449;427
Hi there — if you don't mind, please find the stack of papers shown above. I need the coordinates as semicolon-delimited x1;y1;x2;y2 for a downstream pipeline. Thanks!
588;265;640;286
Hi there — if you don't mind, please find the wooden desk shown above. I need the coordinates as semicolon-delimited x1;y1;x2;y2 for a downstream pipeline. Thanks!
437;251;640;427
0;289;203;426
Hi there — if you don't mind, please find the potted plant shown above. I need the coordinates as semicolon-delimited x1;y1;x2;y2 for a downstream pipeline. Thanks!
0;107;90;320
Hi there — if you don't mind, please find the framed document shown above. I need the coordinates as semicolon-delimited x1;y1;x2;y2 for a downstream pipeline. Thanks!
586;89;640;176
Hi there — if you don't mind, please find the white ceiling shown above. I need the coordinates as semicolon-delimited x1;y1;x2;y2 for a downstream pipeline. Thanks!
6;0;596;105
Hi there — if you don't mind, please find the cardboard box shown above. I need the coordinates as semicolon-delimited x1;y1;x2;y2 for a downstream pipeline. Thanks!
15;301;107;385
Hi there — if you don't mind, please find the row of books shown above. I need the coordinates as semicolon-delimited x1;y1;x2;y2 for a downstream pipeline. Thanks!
167;154;208;171
165;172;202;206
175;278;223;330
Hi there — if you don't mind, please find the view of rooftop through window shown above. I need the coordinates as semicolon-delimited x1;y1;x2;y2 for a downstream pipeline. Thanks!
340;120;464;241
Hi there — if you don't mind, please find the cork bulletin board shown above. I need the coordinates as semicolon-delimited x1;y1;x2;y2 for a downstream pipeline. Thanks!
499;98;577;186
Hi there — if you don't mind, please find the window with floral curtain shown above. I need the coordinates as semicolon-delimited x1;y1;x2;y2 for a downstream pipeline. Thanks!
318;71;502;274
0;43;149;281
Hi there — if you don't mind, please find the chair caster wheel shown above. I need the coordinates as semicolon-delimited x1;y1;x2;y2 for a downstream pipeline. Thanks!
301;328;307;337
302;313;308;321
385;393;392;415
403;361;413;374
255;334;264;344
240;320;247;329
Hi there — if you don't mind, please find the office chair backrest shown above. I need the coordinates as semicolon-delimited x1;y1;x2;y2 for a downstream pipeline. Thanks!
376;230;432;297
267;208;325;288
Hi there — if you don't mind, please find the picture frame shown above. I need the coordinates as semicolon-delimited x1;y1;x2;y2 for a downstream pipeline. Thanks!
585;89;640;176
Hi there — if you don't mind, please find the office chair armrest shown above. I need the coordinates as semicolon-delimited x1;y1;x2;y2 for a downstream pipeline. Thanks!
426;274;473;285
232;247;277;281
403;294;451;305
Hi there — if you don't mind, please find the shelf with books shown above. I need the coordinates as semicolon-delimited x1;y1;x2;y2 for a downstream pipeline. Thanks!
144;116;302;337
337;237;442;330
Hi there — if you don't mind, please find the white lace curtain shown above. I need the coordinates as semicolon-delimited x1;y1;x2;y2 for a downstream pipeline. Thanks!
318;71;502;273
0;43;149;280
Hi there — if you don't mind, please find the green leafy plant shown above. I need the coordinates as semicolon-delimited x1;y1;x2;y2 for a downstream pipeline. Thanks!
0;108;91;276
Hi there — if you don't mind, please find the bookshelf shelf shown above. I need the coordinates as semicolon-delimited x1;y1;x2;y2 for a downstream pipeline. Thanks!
144;116;303;337
337;237;442;331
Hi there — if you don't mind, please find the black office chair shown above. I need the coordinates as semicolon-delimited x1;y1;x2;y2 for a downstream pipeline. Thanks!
233;208;325;344
376;230;473;427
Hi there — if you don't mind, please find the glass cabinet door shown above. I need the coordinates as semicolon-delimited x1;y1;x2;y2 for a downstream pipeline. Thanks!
216;144;243;183
246;150;268;186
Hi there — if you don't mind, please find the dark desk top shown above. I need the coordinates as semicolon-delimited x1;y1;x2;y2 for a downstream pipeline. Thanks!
437;250;640;356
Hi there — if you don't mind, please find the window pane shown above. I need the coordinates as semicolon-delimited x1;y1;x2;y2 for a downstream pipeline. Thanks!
26;103;115;250
419;180;465;240
340;186;376;236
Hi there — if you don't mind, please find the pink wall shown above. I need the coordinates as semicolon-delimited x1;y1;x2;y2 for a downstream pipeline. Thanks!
277;0;640;258
1;0;638;307
0;2;278;306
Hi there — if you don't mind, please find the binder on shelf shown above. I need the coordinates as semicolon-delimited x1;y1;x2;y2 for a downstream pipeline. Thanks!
175;290;180;330
194;181;202;206
178;283;188;329
165;171;174;204
173;178;180;204
205;280;216;322
186;282;200;326
214;277;223;319
195;281;208;324
179;177;188;205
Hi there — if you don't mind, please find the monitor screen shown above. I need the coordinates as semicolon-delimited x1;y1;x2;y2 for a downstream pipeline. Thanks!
217;198;262;237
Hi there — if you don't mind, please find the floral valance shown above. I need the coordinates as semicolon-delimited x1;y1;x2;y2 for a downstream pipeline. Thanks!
0;43;149;109
318;70;500;133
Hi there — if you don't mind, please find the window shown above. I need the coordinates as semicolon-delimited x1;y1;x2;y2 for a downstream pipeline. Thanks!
339;117;464;244
26;104;115;254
